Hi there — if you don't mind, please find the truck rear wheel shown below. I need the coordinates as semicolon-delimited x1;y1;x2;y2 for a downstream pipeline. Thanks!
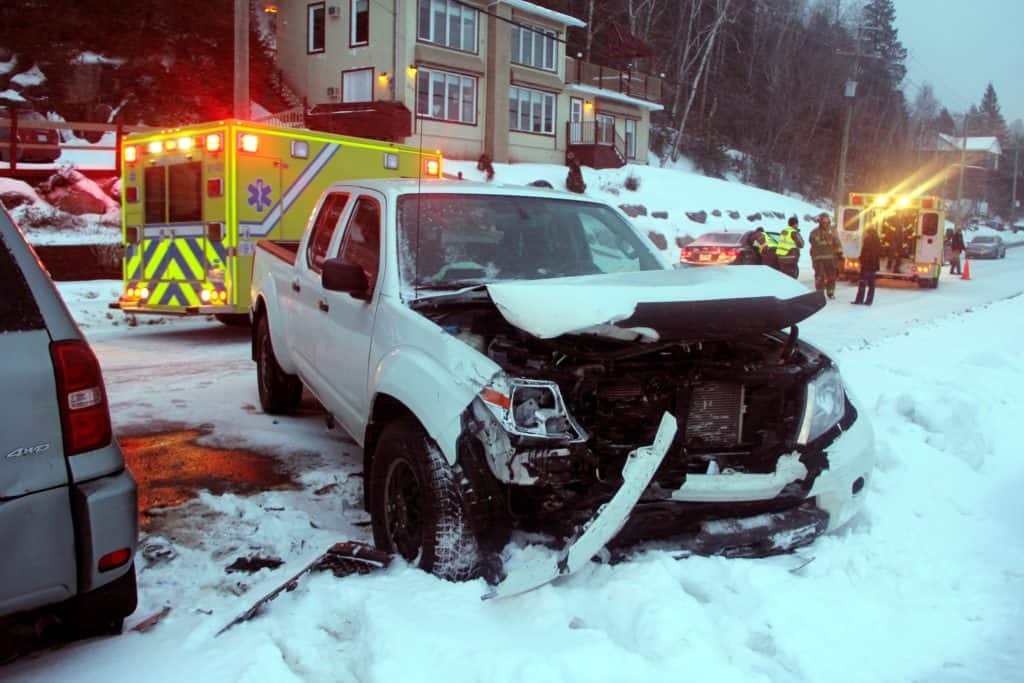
369;419;481;581
255;315;302;414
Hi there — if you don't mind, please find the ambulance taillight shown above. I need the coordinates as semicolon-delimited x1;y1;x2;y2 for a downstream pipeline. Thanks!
147;141;163;154
123;145;138;164
851;195;863;205
921;198;934;209
206;134;223;153
424;158;440;177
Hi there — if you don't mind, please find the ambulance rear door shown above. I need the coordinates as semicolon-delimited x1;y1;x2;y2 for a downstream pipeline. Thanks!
838;206;863;273
916;210;942;280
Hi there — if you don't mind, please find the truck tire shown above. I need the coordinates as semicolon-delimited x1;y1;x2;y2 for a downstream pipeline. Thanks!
369;419;481;581
255;315;302;414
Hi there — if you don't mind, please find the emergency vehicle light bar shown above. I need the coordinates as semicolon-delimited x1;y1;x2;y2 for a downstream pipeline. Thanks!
239;134;259;153
123;145;138;163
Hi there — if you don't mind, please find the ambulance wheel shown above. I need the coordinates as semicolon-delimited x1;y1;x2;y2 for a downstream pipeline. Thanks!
216;314;250;327
369;419;481;581
255;315;302;414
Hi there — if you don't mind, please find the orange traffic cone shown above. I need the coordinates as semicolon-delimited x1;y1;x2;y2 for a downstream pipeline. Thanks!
961;257;971;280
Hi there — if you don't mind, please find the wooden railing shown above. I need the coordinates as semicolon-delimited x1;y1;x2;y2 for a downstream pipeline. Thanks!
565;57;663;103
1;114;150;173
566;121;628;167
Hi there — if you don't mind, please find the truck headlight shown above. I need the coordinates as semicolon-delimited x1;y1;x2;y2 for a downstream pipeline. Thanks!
798;367;846;444
480;377;586;441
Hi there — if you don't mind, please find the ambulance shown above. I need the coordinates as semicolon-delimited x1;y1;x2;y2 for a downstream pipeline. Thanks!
836;192;945;289
111;120;442;321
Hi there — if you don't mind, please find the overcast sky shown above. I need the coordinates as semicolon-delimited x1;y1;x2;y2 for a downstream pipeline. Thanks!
892;0;1023;127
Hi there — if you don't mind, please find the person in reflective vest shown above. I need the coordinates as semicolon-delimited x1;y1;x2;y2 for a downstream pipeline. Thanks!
775;216;804;279
809;213;841;299
759;229;780;269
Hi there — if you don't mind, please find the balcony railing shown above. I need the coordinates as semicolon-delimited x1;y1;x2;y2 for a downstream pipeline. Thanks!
564;57;663;104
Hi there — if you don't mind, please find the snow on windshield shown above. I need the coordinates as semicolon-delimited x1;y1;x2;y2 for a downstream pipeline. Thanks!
396;194;662;294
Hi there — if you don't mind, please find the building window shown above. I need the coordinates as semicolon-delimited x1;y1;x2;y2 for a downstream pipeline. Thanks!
625;119;637;158
417;68;477;124
417;0;478;53
342;68;373;102
509;86;555;135
350;0;368;46
510;23;557;71
307;3;325;53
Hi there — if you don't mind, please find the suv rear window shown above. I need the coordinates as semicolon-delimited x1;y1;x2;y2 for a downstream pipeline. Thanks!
0;235;45;332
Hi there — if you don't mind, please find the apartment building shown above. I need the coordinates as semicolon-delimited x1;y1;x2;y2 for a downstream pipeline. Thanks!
273;0;663;167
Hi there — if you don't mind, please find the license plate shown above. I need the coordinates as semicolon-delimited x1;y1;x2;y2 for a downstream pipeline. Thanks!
37;134;48;142
699;253;712;261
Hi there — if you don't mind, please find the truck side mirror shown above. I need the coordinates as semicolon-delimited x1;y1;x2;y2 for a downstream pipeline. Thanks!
322;258;369;300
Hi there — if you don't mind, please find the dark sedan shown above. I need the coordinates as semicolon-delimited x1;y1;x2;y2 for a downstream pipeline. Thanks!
680;231;760;266
965;235;1006;259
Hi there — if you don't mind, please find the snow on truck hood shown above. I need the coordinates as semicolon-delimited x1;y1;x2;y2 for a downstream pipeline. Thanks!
486;266;824;341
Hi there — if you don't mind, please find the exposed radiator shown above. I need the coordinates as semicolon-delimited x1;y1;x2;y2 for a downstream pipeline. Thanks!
685;381;745;448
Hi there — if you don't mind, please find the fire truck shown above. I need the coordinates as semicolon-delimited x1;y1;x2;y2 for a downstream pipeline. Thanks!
836;192;945;289
111;121;442;321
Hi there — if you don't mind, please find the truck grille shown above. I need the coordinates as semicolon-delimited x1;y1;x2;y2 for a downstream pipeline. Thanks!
685;381;745;449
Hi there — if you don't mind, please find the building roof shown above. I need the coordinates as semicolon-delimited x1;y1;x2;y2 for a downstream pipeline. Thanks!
565;84;664;112
499;0;587;29
937;134;1003;156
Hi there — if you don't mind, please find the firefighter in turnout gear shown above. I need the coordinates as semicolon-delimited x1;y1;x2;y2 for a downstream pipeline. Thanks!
881;219;902;272
901;221;917;262
809;213;840;299
776;216;804;279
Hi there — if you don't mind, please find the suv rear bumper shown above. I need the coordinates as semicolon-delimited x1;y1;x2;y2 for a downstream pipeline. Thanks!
72;468;138;593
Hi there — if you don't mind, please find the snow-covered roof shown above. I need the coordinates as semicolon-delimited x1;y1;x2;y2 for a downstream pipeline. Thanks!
73;51;126;66
499;0;586;29
0;58;15;76
565;83;664;112
937;133;1002;156
0;89;27;103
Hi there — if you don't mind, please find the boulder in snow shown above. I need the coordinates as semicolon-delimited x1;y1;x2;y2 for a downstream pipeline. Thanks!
39;167;118;215
0;178;44;210
711;209;722;217
686;211;707;224
747;212;762;222
652;211;669;220
96;176;121;201
727;210;740;220
647;231;668;250
619;204;647;218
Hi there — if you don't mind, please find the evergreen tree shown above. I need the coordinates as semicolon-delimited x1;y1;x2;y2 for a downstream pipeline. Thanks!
977;83;1007;143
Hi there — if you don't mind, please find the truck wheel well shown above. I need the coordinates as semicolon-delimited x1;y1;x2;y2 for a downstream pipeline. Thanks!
363;394;419;511
251;297;267;361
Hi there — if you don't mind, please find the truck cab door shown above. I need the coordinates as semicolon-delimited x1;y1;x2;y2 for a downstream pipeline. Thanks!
291;192;351;379
312;192;384;436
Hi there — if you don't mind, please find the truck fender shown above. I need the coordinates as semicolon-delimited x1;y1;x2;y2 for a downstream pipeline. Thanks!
251;287;299;376
371;346;490;466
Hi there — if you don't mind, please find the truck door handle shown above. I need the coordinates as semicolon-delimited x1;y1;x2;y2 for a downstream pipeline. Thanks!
291;280;301;293
318;299;329;313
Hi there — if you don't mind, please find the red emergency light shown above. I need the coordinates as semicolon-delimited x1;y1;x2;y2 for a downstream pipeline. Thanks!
851;195;864;205
123;145;138;164
921;198;934;209
205;133;223;153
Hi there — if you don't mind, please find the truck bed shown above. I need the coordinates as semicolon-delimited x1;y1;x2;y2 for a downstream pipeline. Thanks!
257;240;302;266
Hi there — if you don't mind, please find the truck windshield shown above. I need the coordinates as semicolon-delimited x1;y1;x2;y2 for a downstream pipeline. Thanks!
397;194;662;292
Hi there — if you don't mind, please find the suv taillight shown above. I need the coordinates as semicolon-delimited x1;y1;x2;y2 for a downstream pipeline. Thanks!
50;340;112;456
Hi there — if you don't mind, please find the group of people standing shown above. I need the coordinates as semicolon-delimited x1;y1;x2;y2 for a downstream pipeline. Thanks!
747;214;881;306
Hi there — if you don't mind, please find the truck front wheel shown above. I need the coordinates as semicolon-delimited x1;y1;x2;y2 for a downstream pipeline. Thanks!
255;315;302;414
370;419;481;581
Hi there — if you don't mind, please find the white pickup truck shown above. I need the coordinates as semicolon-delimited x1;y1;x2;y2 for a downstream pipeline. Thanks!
250;179;874;590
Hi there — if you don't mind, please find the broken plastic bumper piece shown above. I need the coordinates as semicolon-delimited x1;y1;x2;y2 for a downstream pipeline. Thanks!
483;412;678;600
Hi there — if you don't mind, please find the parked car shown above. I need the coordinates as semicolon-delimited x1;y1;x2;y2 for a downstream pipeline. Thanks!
0;109;61;163
251;180;875;590
0;208;137;647
680;230;760;265
965;235;1006;259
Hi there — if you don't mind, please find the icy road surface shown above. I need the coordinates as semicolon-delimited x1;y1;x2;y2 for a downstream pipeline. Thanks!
5;252;1024;683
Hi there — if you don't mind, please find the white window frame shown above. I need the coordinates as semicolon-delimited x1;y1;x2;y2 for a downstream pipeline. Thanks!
510;22;558;72
307;2;326;53
417;0;478;53
509;86;556;136
417;68;477;124
350;0;369;46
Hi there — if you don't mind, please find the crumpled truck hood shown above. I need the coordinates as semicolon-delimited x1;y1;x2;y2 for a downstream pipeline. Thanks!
485;266;824;341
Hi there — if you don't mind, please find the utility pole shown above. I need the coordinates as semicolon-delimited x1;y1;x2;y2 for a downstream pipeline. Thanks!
234;0;250;119
955;113;969;226
834;25;882;210
1012;137;1021;221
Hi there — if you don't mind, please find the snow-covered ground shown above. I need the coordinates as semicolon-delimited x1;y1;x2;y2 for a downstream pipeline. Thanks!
2;254;1022;682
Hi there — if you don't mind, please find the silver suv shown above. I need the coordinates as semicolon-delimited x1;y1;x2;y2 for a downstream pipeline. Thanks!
0;208;137;643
